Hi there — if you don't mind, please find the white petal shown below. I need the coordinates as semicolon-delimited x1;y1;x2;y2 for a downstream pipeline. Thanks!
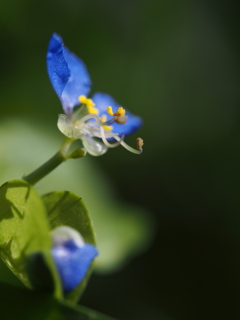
57;114;82;139
82;135;108;156
51;226;85;248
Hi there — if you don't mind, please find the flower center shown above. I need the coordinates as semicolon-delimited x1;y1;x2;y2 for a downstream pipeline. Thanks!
107;106;127;124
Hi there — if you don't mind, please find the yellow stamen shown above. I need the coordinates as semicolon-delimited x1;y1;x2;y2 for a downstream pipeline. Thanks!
101;115;113;131
107;106;126;117
79;95;99;115
87;105;99;115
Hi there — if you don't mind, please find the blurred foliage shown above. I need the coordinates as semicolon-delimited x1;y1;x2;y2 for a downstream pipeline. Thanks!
0;0;240;319
0;120;153;273
0;282;116;320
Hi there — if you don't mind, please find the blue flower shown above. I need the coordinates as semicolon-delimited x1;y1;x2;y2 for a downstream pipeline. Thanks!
51;226;98;293
47;33;143;156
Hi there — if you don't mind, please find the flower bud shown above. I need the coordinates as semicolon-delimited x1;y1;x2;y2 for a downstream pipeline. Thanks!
51;226;98;292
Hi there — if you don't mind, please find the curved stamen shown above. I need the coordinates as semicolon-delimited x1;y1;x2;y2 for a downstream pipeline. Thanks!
99;126;123;148
114;136;143;154
71;112;141;153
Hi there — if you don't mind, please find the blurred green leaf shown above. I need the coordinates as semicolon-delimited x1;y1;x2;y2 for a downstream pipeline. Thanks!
0;179;62;298
42;191;97;302
0;282;116;320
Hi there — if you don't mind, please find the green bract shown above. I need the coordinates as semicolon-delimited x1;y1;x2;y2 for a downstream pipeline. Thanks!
0;179;97;302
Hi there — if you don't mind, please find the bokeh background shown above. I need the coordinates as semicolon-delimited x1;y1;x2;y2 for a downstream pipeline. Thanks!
0;0;240;319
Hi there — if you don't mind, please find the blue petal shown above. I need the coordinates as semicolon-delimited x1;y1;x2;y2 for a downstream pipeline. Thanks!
47;33;92;114
92;92;142;136
51;240;98;292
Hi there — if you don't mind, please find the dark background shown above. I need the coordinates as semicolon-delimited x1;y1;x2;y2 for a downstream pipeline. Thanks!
1;0;240;319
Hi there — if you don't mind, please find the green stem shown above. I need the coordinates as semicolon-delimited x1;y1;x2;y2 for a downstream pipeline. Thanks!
23;138;73;185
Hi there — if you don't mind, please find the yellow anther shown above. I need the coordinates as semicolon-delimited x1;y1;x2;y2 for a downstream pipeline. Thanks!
107;106;114;116
117;107;126;117
87;105;99;115
107;106;126;117
79;95;95;108
79;95;99;115
79;95;88;104
101;115;113;131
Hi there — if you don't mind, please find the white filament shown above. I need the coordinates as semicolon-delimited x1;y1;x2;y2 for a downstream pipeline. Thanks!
114;136;142;154
99;126;122;148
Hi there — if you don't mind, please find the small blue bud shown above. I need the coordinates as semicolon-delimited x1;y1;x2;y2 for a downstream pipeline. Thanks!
51;226;98;292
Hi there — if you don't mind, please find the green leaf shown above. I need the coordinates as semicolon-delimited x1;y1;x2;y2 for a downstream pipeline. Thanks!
42;191;97;302
0;282;116;320
0;179;62;298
